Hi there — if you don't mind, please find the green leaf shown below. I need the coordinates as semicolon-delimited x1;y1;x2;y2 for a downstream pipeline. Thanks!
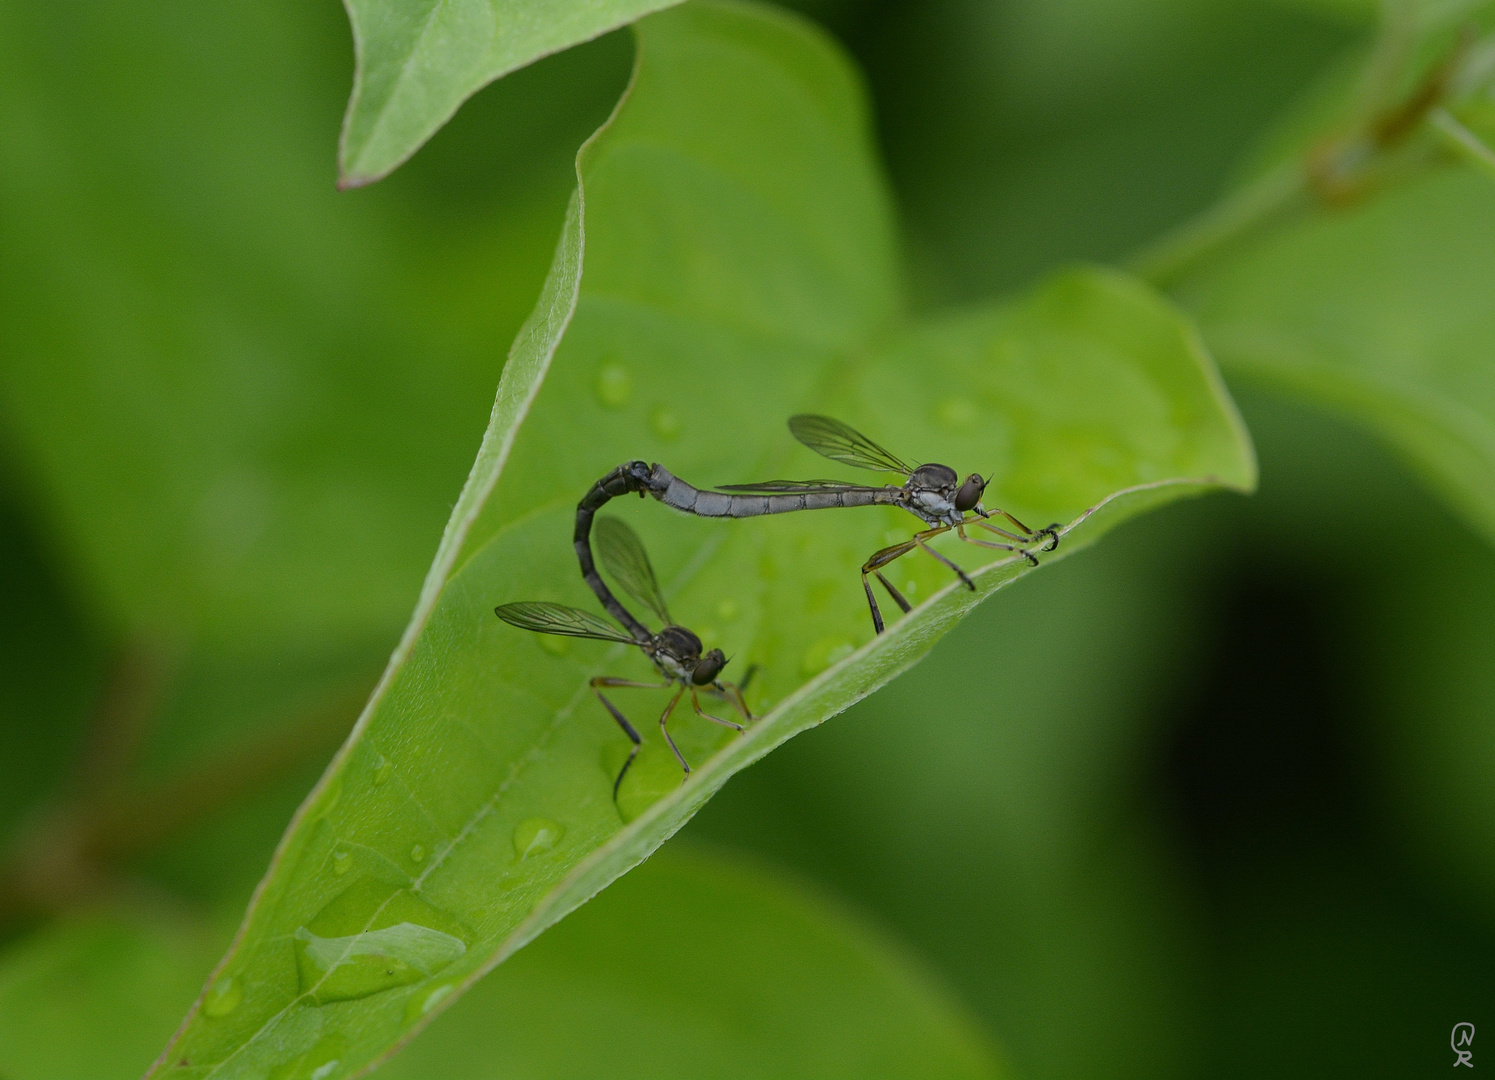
147;3;1252;1077
0;0;628;650
0;850;1003;1080
378;845;1006;1079
0;909;224;1080
1177;169;1495;546
339;0;682;187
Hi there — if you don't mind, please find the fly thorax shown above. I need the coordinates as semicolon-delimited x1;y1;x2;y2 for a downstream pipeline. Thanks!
652;626;703;681
909;487;959;525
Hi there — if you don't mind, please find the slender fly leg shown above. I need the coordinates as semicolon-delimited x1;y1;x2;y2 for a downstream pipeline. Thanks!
591;677;668;796
690;689;746;732
658;686;689;778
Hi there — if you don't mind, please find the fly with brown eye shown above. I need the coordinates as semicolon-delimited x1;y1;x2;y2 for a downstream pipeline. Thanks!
495;516;752;801
574;416;1061;635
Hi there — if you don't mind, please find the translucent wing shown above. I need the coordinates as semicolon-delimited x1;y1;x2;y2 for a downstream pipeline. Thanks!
788;414;914;474
595;516;672;626
717;479;889;494
494;602;636;643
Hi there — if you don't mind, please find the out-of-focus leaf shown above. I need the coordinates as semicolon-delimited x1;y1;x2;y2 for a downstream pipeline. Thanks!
146;5;1253;1077
1359;526;1495;920
339;0;682;186
1178;169;1495;545
839;0;1353;303
0;0;629;651
0;850;1003;1080
688;509;1218;1080
0;909;224;1080
378;846;1006;1079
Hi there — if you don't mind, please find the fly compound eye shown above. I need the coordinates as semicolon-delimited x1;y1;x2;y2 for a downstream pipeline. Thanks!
954;473;987;512
692;649;727;685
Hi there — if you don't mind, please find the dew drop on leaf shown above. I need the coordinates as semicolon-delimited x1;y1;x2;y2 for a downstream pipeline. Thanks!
201;975;241;1018
936;397;977;430
512;817;565;859
403;982;458;1024
801;637;855;677
410;844;426;863
293;878;470;1004
595;362;632;409
372;756;393;787
331;850;352;876
607;743;681;824
267;1035;348;1080
649;405;681;440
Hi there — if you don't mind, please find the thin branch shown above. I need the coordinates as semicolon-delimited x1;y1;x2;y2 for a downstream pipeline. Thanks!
1429;106;1495;181
0;684;364;924
1127;159;1310;289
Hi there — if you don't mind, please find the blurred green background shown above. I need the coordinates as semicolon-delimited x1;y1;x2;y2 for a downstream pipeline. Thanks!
1;0;1492;1078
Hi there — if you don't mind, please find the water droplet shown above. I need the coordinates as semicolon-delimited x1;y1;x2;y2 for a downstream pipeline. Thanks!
716;598;739;621
268;1035;349;1080
202;975;241;1018
649;405;681;440
512;817;565;859
373;756;393;787
595;362;632;409
294;878;470;1004
609;744;683;824
801;637;855;677
403;982;458;1024
903;579;918;597
937;397;977;430
538;634;569;657
331;849;353;876
410;844;426;863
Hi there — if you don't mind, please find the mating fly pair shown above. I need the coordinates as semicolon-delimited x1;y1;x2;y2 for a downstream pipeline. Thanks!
578;415;1061;633
494;516;751;798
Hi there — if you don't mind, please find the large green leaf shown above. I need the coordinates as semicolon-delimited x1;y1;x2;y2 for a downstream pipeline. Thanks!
377;845;1005;1079
147;3;1253;1077
0;849;1002;1080
339;0;683;186
1177;169;1495;545
0;0;628;651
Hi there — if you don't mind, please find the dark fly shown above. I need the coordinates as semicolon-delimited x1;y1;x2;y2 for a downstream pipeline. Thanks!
576;415;1060;634
496;517;751;799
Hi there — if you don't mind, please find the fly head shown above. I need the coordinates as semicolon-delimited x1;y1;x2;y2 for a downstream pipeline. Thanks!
691;649;728;685
954;472;988;512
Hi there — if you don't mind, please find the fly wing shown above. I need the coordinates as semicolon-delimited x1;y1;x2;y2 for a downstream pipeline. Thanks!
494;602;636;643
787;414;914;474
595;516;672;626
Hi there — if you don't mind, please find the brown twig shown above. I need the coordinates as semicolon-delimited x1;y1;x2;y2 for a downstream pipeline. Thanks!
0;680;364;925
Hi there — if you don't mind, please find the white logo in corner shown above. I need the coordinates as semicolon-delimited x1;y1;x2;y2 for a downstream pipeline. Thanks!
1452;1023;1475;1068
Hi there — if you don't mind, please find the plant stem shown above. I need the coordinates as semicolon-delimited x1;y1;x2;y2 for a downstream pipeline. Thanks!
1429;107;1495;182
1126;159;1310;289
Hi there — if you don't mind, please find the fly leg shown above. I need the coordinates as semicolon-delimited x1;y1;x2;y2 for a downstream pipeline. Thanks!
591;677;669;798
691;689;746;732
958;525;1038;567
861;539;919;634
912;527;974;590
710;679;755;722
976;507;1061;552
659;686;689;781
